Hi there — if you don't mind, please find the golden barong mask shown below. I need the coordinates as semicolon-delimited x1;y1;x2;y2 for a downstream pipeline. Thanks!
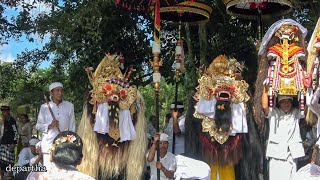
197;55;249;103
86;54;137;112
194;55;249;144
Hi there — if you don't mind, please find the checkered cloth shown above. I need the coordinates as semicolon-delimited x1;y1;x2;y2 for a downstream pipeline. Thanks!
0;144;15;165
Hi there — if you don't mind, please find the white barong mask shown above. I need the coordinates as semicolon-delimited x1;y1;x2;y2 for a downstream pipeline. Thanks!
194;55;250;144
86;54;137;143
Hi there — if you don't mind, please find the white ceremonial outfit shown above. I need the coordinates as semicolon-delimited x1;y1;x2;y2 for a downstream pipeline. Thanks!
164;115;185;155
93;102;136;141
147;151;177;180
17;147;35;166
196;97;248;134
307;88;320;145
36;100;75;167
266;107;305;180
292;163;320;180
174;155;211;180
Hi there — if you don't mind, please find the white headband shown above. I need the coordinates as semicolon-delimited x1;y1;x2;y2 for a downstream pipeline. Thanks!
29;138;40;146
49;82;64;91
170;104;184;109
160;133;169;142
278;96;293;102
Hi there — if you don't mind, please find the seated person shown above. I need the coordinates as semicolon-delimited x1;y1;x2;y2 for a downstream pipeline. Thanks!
146;133;176;180
14;137;40;179
293;144;320;179
29;141;42;166
17;137;39;167
26;131;95;180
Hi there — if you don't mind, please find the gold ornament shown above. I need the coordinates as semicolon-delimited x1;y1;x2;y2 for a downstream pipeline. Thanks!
86;54;138;112
194;55;249;144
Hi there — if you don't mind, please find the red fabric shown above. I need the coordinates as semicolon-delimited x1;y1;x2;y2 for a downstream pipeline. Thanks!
154;0;160;43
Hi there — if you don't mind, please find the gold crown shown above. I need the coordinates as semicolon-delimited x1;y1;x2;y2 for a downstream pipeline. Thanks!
206;55;230;78
86;54;137;112
196;55;249;103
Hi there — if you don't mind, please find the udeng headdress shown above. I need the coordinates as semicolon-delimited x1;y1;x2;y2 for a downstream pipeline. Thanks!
86;54;137;113
195;55;249;103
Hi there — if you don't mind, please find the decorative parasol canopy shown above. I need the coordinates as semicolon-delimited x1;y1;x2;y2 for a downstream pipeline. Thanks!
223;0;293;19
159;1;213;23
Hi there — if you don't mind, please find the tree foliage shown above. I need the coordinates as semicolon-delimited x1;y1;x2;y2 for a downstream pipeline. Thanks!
1;0;319;123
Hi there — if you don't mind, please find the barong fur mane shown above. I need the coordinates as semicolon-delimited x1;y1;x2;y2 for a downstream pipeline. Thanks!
77;103;99;178
77;91;146;179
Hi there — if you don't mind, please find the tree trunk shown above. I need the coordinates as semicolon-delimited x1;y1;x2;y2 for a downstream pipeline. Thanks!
184;23;196;88
198;22;207;67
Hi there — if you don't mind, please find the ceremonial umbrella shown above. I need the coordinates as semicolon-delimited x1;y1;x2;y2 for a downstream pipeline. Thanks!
156;0;213;154
223;0;293;40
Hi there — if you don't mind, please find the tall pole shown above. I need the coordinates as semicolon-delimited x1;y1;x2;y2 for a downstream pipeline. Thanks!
173;20;183;154
258;6;263;41
151;0;162;179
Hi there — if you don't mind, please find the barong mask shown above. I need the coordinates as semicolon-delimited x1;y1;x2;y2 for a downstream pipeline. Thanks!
275;24;299;41
86;54;137;142
194;55;250;144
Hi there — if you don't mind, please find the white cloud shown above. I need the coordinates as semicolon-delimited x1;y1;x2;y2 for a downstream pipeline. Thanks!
0;53;15;63
0;44;15;63
6;0;51;18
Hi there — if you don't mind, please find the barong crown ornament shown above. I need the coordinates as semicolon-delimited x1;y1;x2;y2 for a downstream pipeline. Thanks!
196;55;250;103
86;54;137;113
85;54;138;141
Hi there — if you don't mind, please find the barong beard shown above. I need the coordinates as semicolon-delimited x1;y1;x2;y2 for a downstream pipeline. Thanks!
108;102;119;131
214;100;232;133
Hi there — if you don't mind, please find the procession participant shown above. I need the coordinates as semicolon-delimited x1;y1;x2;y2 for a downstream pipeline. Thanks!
19;114;33;147
16;137;40;167
14;137;40;179
254;19;314;178
27;131;95;180
36;82;75;168
146;133;176;180
193;55;260;180
0;105;18;179
164;102;185;155
77;54;147;179
262;87;305;180
29;140;43;166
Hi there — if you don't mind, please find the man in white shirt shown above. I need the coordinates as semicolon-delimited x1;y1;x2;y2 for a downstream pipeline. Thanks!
147;133;177;180
16;138;40;167
164;102;185;155
36;82;75;168
262;86;305;180
14;138;41;179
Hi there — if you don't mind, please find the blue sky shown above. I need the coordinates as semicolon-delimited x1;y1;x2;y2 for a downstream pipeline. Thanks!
0;1;51;68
